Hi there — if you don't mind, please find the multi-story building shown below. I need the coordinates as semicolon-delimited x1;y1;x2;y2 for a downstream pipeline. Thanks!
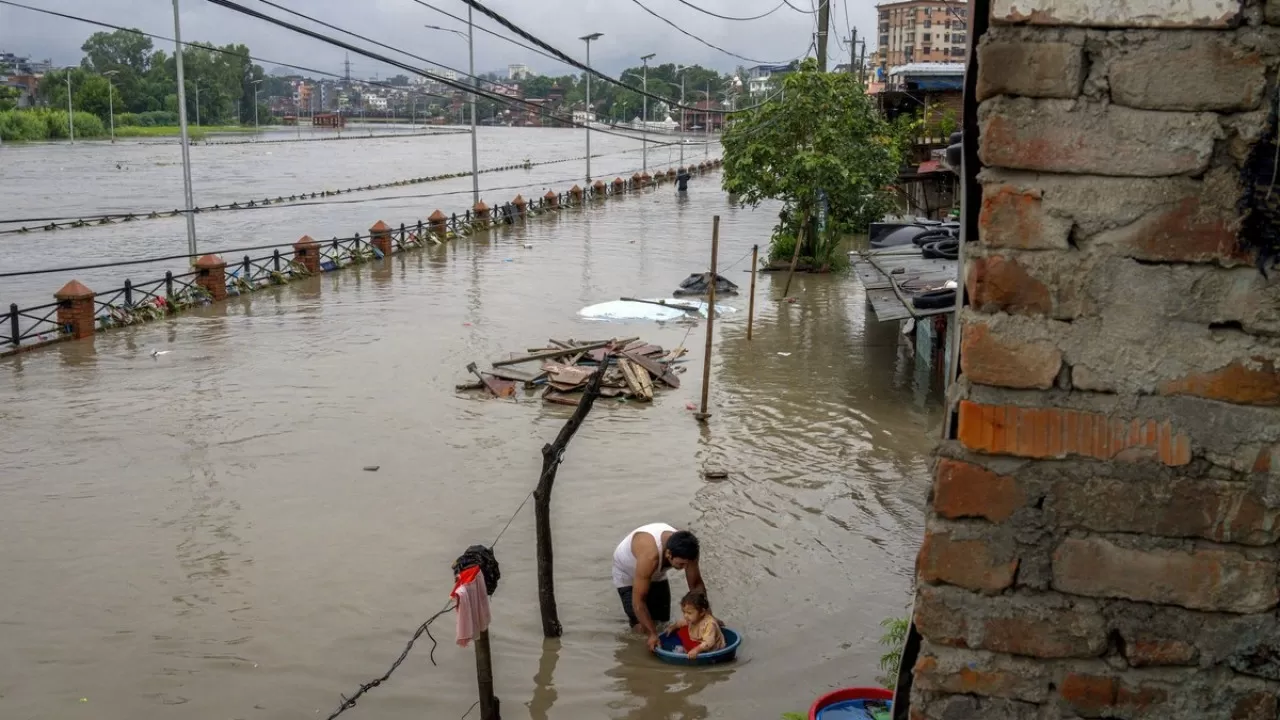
745;64;792;97
876;1;968;66
507;63;532;80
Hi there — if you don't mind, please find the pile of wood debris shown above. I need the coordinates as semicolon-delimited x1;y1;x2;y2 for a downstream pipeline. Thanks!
458;337;687;405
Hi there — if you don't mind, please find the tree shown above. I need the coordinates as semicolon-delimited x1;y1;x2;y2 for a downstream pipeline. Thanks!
721;59;901;268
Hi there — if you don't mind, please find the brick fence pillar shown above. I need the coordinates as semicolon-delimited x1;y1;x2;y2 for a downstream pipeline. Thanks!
293;235;320;274
569;185;583;205
543;190;559;208
369;220;392;256
592;180;606;199
428;209;448;238
666;168;677;183
473;200;489;224
194;255;227;301
54;280;96;340
612;177;624;195
640;171;652;187
512;195;527;218
908;2;1280;718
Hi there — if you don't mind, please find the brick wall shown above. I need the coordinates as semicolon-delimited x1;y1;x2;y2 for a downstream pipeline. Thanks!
910;0;1280;717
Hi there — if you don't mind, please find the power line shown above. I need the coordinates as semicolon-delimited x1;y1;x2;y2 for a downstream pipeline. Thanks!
624;0;795;65
782;0;819;13
407;0;569;71
669;0;789;22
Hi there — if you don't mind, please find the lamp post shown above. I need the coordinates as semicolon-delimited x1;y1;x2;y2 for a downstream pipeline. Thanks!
640;53;654;174
103;70;118;143
580;32;602;185
194;82;200;127
424;22;478;206
64;71;73;143
252;78;263;137
675;65;688;166
171;0;198;257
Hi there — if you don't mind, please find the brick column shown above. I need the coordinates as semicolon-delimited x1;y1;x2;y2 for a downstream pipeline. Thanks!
369;220;392;256
909;2;1280;719
293;235;320;274
592;180;606;199
194;255;227;301
569;185;583;205
54;280;96;340
612;177;624;195
543;190;559;208
473;200;489;224
512;194;527;218
666;168;676;182
428;209;448;238
640;171;652;187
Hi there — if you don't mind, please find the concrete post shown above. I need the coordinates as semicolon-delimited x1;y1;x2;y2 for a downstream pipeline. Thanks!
369;220;393;256
907;2;1280;718
293;235;320;274
54;280;96;340
194;255;228;301
428;209;448;238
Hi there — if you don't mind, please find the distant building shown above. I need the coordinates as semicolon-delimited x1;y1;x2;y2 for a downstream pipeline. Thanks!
507;63;532;80
2;73;40;108
876;0;968;67
363;94;388;110
745;64;792;96
684;100;725;132
0;51;50;75
490;83;522;99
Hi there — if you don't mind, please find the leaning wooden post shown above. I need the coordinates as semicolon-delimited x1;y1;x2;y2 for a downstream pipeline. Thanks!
534;362;609;637
747;243;759;341
781;209;811;298
695;217;720;423
475;630;499;720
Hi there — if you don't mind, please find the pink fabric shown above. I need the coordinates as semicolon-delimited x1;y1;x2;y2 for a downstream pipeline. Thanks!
451;568;491;648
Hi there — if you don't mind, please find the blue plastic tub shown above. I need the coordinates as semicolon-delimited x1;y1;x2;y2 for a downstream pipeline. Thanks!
653;628;741;666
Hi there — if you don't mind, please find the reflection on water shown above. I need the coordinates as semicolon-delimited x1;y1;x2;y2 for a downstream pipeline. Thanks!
0;130;940;719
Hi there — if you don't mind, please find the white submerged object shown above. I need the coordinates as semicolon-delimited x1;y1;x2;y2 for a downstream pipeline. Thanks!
578;299;738;321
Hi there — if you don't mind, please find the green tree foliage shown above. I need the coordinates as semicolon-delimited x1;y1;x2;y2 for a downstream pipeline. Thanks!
721;59;900;265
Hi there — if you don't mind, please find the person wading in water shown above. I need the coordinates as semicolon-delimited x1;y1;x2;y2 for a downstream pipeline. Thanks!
612;523;707;651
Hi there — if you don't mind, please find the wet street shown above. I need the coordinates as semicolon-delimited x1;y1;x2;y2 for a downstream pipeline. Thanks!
0;129;939;719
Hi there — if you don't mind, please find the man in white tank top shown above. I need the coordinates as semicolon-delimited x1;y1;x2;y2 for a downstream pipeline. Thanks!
612;523;706;651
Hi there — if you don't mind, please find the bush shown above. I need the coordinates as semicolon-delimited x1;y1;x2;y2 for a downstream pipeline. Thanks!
115;110;180;127
0;109;105;141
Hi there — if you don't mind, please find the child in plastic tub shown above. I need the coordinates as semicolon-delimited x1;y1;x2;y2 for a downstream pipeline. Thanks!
672;591;725;660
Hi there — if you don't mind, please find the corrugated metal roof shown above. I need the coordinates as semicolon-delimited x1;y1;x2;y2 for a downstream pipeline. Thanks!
849;246;959;322
888;62;966;76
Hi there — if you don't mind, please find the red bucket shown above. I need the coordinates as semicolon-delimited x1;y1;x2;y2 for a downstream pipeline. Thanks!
809;687;894;720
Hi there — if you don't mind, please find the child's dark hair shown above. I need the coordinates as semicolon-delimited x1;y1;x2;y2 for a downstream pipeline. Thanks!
680;590;711;612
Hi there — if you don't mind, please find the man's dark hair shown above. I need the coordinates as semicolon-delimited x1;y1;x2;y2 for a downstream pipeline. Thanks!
666;530;700;561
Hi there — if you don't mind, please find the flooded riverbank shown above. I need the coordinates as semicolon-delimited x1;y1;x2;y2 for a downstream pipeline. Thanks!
0;130;938;719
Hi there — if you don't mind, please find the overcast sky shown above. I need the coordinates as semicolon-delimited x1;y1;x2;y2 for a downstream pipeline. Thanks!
1;0;875;80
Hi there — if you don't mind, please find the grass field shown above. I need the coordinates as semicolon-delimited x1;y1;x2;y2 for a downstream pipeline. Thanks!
112;125;254;140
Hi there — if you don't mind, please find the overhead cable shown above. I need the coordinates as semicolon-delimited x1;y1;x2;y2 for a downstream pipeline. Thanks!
624;0;795;64
668;0;789;21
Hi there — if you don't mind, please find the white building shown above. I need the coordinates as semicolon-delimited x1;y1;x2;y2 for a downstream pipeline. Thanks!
363;94;388;110
571;109;597;125
507;63;532;80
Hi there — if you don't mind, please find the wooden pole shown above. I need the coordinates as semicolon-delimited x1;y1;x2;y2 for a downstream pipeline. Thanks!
782;210;810;298
696;217;720;422
535;364;608;637
746;243;758;341
474;629;500;720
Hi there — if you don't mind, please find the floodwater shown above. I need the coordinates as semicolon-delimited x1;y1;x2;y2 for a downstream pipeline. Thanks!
0;128;939;720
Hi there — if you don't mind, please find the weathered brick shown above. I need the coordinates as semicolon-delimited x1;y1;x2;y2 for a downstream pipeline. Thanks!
1233;691;1278;719
1159;358;1280;407
957;401;1193;466
1059;673;1168;717
912;693;1043;720
1049;475;1280;546
991;0;1239;27
961;322;1062;390
979;97;1220;177
1268;0;1280;25
976;41;1083;101
978;184;1073;250
1052;536;1279;613
1108;35;1266;112
966;255;1053;315
918;529;1019;594
915;585;1108;658
1090;193;1250;264
914;650;1050;703
934;458;1027;523
1124;638;1199;667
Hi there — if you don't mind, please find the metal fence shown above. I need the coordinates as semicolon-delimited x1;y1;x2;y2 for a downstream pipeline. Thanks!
0;173;660;355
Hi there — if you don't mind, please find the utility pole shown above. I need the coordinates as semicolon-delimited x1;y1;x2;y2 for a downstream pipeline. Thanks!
705;79;710;159
640;53;654;175
65;72;73;143
580;32;602;185
677;66;686;167
194;83;200;127
849;27;857;74
171;0;198;258
468;9;479;207
816;0;831;71
104;70;118;143
859;42;867;85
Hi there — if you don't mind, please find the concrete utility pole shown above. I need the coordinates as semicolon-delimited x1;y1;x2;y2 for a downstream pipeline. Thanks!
171;0;198;257
850;27;857;74
65;72;73;143
676;65;687;166
816;0;831;71
640;53;655;174
103;70;118;143
467;6;478;207
580;32;603;185
194;83;200;127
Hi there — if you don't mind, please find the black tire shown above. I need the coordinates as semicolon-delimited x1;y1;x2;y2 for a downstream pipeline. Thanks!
922;239;959;260
912;288;956;309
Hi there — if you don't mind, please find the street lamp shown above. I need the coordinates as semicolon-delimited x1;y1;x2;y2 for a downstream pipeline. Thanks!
580;32;602;185
251;78;263;137
675;64;689;166
171;0;198;257
640;53;655;174
424;22;478;206
102;70;118;143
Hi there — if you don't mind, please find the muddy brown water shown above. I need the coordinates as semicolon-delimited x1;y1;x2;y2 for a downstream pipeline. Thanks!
0;129;939;719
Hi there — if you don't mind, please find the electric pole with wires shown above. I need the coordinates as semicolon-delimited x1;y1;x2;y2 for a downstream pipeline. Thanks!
816;0;830;71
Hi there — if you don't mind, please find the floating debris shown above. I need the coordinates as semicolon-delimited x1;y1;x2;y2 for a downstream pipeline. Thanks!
674;272;739;297
458;336;688;406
